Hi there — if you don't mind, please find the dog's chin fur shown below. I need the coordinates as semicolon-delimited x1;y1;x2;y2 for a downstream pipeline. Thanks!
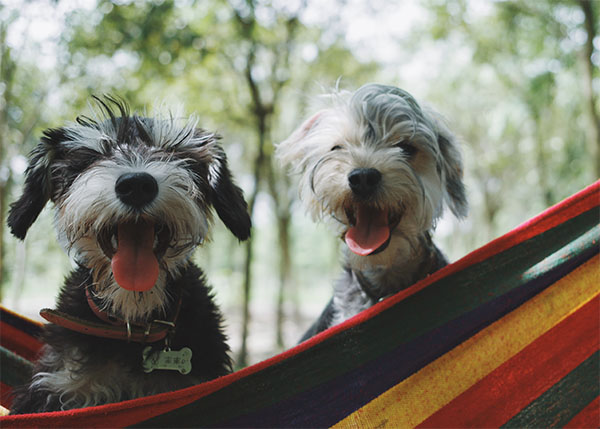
277;83;467;340
7;96;251;413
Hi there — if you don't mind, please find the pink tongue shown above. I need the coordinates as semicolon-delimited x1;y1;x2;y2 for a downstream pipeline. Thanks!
111;221;159;292
345;206;390;256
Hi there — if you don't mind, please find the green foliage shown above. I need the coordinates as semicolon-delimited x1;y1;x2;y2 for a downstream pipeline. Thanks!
419;0;597;257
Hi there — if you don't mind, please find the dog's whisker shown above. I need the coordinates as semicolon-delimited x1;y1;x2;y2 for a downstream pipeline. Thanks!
309;152;336;195
329;212;346;225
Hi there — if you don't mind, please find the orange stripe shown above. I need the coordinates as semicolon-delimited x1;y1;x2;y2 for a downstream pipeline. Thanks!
418;296;599;428
334;255;599;428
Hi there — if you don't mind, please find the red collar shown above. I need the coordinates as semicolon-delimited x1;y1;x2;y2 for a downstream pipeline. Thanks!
39;288;182;343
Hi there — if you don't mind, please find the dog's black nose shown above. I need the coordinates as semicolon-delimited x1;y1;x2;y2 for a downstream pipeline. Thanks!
115;172;158;208
348;168;382;197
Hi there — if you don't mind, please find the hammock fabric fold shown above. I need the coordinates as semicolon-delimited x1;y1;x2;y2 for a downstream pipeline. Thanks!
1;180;598;428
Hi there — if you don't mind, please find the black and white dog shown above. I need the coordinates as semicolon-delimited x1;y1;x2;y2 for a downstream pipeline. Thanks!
277;84;467;341
7;97;251;413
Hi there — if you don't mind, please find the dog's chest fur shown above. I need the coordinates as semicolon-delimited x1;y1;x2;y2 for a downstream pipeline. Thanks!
301;233;448;342
333;239;448;325
10;264;231;414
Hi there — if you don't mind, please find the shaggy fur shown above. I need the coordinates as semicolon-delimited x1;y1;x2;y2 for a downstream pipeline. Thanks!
277;84;467;341
7;96;251;413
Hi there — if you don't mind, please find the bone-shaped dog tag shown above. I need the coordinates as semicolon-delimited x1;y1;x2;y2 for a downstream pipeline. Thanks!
142;346;192;374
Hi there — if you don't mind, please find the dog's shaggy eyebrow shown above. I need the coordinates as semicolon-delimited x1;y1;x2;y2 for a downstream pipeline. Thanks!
93;95;131;140
162;125;196;149
72;96;138;152
133;116;153;144
76;95;130;129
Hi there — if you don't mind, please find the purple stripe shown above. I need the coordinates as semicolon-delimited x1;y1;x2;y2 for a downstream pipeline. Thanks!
218;244;597;428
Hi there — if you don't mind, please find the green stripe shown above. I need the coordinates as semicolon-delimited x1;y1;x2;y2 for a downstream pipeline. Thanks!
502;350;600;428
137;208;599;427
0;345;34;387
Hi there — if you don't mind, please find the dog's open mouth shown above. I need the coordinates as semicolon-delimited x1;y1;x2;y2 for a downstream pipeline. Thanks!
343;205;401;256
98;220;170;292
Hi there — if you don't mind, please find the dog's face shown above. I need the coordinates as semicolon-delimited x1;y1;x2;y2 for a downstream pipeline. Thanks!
277;84;466;268
8;97;251;321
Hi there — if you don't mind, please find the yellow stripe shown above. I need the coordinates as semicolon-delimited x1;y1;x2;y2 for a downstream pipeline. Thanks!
333;255;600;429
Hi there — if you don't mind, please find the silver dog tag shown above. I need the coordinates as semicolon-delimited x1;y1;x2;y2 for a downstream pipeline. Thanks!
142;346;192;374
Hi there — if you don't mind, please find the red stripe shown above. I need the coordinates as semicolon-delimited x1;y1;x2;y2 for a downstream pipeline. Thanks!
418;296;600;428
294;181;600;356
0;323;43;362
7;292;596;429
0;386;216;428
2;183;598;425
1;184;597;427
564;396;600;428
1;382;14;409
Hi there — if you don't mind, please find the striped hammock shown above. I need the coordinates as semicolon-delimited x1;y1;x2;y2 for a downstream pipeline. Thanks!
1;181;598;428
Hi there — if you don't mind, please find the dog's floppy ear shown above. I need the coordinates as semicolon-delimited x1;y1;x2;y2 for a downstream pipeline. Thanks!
437;129;468;219
7;129;63;239
207;145;252;241
275;111;324;172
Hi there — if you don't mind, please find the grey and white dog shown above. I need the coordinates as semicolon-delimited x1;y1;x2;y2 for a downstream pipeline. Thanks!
277;83;467;341
8;97;251;413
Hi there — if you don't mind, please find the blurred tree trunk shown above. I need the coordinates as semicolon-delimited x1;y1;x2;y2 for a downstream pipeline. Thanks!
265;163;292;349
535;123;554;207
231;1;302;366
0;14;49;301
525;104;554;207
266;15;301;351
10;239;27;309
0;21;16;299
275;209;291;348
577;0;600;178
237;39;269;368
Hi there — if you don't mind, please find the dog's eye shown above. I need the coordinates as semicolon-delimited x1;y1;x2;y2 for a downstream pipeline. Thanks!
395;141;417;157
331;145;342;151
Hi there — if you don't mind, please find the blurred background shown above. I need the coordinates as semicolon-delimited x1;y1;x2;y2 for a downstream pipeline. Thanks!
0;0;598;368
